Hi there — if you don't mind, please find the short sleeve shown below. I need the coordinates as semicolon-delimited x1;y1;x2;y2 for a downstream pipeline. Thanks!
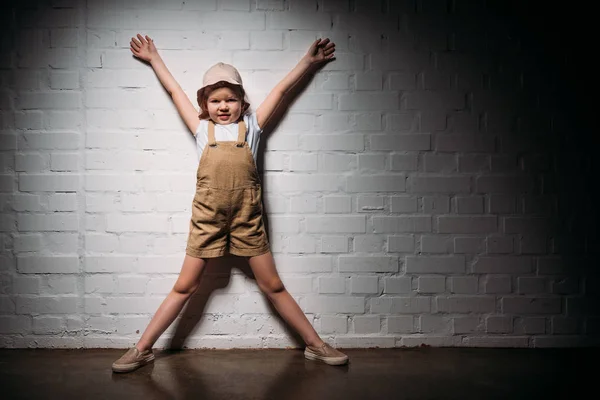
194;120;204;138
245;112;263;161
247;112;262;134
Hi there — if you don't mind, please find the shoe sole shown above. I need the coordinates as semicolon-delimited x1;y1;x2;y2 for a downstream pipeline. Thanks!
112;353;155;373
304;350;348;366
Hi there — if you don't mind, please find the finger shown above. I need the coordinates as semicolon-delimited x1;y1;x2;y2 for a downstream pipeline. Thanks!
137;33;147;44
145;35;153;44
130;40;140;51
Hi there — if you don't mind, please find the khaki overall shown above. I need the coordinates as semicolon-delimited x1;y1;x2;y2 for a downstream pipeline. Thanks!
186;118;270;258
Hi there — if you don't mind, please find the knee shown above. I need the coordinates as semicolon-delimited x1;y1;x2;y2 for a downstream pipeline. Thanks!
259;277;286;295
172;281;199;296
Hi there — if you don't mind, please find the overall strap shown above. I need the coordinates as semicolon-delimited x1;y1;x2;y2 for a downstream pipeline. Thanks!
236;120;247;147
208;119;216;146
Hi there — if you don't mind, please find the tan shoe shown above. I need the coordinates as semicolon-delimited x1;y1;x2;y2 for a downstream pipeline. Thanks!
304;342;349;366
112;347;155;373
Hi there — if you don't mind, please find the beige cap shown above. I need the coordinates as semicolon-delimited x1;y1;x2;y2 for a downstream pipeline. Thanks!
201;62;243;88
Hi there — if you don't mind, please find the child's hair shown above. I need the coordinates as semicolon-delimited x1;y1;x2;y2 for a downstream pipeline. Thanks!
197;81;250;121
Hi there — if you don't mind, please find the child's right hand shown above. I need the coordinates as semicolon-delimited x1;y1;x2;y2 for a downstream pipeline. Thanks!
130;34;158;63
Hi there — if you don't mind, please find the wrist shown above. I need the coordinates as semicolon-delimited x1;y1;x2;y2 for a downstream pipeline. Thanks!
300;55;312;67
149;53;162;65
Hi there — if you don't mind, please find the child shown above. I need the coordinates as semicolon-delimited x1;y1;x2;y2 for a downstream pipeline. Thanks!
111;34;348;373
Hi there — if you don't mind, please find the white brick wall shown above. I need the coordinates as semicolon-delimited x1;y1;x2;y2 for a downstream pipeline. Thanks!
0;0;597;350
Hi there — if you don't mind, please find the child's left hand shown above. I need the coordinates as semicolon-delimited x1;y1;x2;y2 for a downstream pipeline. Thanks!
303;38;336;66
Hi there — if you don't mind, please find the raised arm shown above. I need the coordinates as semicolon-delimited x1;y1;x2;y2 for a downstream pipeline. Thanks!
130;34;199;136
256;38;336;130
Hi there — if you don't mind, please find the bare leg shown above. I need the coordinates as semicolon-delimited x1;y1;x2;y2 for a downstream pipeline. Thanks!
136;255;207;352
247;251;325;348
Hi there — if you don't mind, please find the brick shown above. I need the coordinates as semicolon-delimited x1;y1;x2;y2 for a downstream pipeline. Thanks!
383;277;411;294
266;174;341;192
456;196;484;214
370;134;430;151
420;315;451;334
356;113;383;131
358;154;386;171
290;196;317;213
289;153;317;171
406;256;465;274
303;134;363;151
350;276;379;294
320;236;349;253
373;216;431;233
392;297;431;314
409;177;470;193
268;11;330;30
423;154;457;172
454;237;484;254
486;316;513;333
435;134;495;152
19;174;79;192
462;336;528;348
423;195;450;213
436;296;495;313
355;71;382;90
17;92;81;109
517;277;547;294
339;256;398;273
390;196;418;213
318;277;345;294
476;176;535;193
502;297;561;314
16;296;77;314
320;315;348;333
486;236;514;254
453;317;481;334
287;236;316;253
319;154;357;172
0;316;32;334
520;235;547;254
303;296;364;313
306;216;365;233
514;317;546;334
551;317;581;334
339;93;399;111
417;276;446;293
347;175;406;192
353;235;384;253
420;235;451;253
388;235;414;252
438;216;497;234
473;257;532;274
324;196;352;213
483;276;511;294
450;277;478;294
489;194;517;214
387;316;414;333
390;154;418;171
358;196;385;212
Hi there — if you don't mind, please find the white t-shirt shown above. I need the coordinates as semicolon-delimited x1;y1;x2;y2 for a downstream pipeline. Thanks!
194;112;263;164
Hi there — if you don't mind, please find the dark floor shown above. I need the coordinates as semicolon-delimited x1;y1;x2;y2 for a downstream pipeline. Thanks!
0;347;593;400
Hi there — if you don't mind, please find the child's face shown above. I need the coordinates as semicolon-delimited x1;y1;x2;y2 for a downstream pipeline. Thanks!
206;87;242;125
